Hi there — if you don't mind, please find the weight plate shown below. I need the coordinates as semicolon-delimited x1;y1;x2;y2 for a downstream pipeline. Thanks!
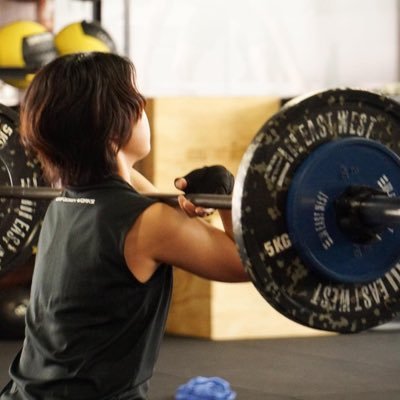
233;88;400;333
0;103;48;274
287;137;400;283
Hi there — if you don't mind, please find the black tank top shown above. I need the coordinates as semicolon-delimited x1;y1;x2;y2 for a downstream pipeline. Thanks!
1;176;173;400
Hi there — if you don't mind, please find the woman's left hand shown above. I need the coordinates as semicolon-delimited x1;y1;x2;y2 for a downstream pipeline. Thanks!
175;177;215;218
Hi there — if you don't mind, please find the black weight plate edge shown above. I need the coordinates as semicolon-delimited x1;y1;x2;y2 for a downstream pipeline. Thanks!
0;103;48;274
0;106;31;273
233;88;400;333
231;124;322;331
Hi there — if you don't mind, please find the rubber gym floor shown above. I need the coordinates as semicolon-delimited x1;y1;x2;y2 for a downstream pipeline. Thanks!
0;322;399;400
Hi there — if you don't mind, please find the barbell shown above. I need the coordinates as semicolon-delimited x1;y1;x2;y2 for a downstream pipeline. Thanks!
1;88;400;334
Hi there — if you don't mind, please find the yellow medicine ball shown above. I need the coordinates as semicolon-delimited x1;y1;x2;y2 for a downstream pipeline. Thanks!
0;20;57;89
55;21;116;55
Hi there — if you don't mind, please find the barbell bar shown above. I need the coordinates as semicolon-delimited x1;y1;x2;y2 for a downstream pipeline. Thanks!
1;88;400;334
0;185;232;209
0;184;400;230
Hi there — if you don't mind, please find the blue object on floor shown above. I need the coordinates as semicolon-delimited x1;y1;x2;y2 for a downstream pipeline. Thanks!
175;376;237;400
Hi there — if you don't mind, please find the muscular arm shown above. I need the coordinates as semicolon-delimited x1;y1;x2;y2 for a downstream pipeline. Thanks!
124;202;248;283
218;209;234;240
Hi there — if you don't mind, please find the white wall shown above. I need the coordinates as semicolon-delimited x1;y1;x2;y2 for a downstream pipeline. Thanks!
124;0;399;97
53;0;93;32
1;0;399;99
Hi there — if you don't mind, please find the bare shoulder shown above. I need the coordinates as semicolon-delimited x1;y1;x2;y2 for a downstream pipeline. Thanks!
124;202;248;283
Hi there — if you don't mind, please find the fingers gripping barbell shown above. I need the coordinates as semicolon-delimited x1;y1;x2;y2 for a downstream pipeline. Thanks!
1;89;400;334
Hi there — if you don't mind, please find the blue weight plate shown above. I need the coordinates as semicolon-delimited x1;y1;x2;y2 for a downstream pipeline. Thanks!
233;88;400;333
287;138;400;283
0;103;48;274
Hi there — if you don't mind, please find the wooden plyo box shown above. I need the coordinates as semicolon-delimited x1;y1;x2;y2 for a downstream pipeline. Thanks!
140;97;332;340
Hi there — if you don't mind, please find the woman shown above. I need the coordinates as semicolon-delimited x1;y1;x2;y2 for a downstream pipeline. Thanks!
0;52;248;400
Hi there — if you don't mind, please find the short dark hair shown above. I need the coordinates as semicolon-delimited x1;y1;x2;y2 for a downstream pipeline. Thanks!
20;52;146;186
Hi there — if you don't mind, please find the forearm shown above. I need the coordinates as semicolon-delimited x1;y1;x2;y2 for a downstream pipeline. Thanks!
218;209;234;241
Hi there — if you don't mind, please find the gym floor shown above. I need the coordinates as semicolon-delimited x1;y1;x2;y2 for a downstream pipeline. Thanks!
0;324;399;400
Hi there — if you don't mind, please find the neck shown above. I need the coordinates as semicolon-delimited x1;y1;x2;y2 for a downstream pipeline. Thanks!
116;152;134;184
